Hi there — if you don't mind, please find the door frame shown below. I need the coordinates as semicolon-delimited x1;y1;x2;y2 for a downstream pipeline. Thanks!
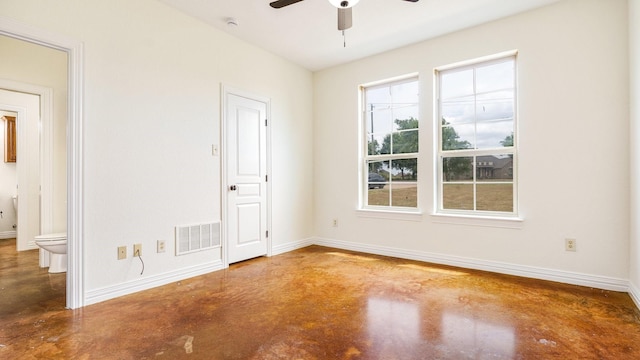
1;16;85;309
221;85;272;268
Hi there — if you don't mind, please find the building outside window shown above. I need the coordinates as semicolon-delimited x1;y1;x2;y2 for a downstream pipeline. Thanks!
362;76;419;210
436;54;517;215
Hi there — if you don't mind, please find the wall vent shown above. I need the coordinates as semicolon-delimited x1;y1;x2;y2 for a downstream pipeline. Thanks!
175;221;220;256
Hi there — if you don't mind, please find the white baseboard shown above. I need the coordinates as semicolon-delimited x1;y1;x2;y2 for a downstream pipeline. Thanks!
85;237;314;306
313;237;629;292
272;237;315;256
629;282;640;310
84;260;224;306
82;237;636;309
0;230;17;239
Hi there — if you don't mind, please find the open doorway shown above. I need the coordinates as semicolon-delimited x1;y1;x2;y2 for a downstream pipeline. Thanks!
0;17;84;309
0;37;67;308
1;110;17;235
0;90;42;252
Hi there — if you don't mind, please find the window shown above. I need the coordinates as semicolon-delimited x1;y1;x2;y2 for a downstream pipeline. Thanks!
436;54;517;216
362;76;419;210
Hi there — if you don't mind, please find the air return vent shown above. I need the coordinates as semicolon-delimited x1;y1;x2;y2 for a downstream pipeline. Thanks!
175;222;220;256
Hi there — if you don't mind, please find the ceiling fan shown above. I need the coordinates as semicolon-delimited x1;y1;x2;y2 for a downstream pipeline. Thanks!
269;0;420;34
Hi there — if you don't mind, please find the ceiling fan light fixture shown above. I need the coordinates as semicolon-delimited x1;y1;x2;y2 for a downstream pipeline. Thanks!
328;0;360;8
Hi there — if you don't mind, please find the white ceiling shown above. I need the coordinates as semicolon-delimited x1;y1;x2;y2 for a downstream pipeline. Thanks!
157;0;559;71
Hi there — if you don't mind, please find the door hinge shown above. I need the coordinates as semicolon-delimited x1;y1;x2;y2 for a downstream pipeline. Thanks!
265;119;268;126
265;175;268;182
266;230;269;238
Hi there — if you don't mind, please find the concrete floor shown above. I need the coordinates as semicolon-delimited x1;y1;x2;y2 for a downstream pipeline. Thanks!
1;239;640;359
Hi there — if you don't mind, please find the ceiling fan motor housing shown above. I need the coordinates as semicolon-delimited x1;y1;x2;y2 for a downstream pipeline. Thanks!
269;0;420;35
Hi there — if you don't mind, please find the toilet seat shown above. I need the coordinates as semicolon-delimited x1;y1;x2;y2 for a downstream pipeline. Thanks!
35;233;67;241
36;239;66;246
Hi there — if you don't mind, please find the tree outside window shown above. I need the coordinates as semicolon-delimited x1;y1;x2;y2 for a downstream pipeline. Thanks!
437;55;517;215
363;77;419;209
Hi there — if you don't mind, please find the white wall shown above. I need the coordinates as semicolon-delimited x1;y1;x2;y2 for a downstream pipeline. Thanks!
314;0;630;285
0;0;314;301
0;35;68;235
630;0;640;305
0;110;17;235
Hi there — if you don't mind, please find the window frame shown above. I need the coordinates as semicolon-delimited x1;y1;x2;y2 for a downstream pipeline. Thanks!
435;52;519;218
360;74;420;213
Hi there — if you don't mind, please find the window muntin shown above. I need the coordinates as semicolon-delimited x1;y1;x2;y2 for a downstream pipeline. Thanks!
363;77;419;210
437;56;516;215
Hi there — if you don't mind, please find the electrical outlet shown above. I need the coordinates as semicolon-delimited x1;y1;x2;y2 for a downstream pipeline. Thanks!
117;246;126;260
565;238;576;252
332;219;338;227
157;240;166;253
133;244;142;257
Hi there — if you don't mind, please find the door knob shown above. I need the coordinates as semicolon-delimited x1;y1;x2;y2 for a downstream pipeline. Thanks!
229;185;237;191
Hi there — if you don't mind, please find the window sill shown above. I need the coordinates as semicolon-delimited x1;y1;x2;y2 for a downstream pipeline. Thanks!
430;212;523;229
357;209;424;222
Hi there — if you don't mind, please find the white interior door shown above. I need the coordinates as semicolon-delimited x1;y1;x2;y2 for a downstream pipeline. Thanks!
225;90;269;264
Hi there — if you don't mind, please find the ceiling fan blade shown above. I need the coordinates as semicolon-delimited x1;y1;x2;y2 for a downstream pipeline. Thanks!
269;0;305;9
337;7;352;31
403;0;420;2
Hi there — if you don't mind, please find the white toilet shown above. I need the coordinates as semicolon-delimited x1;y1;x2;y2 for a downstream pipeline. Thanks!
35;233;67;273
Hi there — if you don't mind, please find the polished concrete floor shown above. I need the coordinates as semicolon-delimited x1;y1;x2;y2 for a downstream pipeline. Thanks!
1;238;640;359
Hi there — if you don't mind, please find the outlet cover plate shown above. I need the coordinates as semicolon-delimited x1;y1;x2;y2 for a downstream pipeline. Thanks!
157;240;166;253
133;244;142;257
117;246;126;260
565;238;576;252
